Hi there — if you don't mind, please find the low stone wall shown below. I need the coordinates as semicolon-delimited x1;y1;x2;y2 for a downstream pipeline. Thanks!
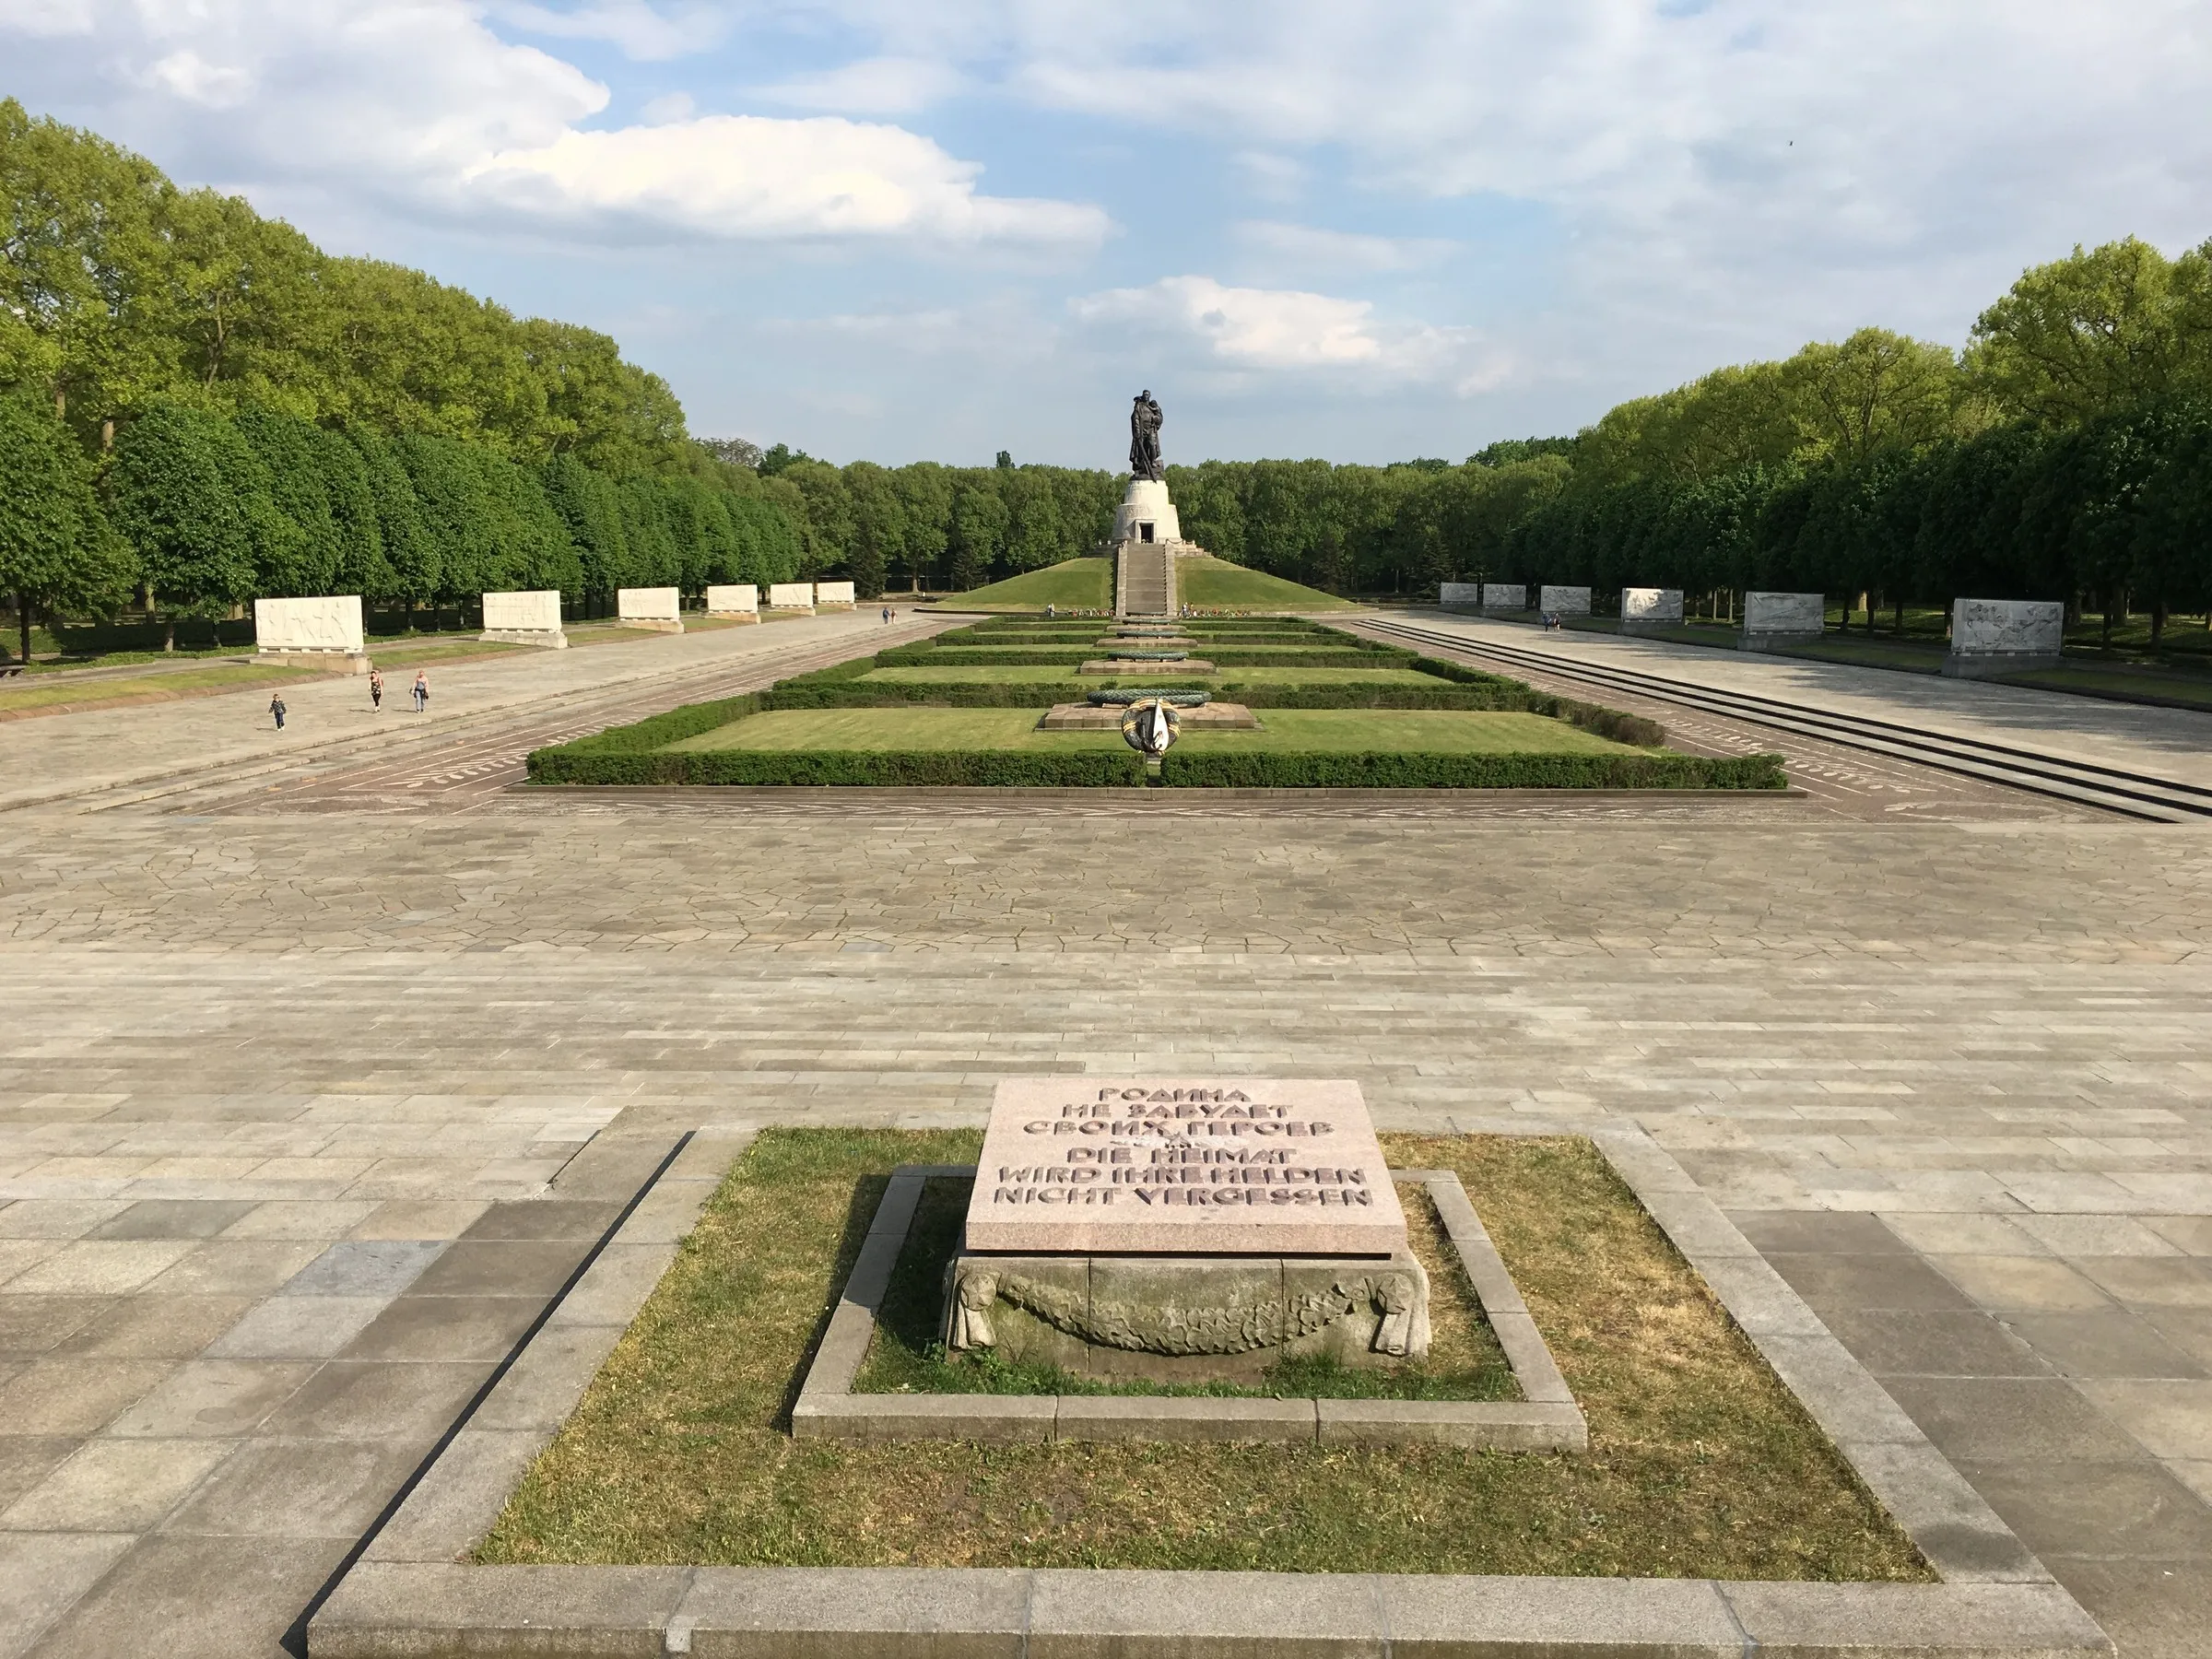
1538;585;1591;616
1946;598;2063;677
1741;591;1824;651
480;590;567;647
618;586;684;634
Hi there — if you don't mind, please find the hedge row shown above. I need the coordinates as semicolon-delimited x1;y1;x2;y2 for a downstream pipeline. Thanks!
534;693;764;759
534;748;1147;786
1158;751;1786;789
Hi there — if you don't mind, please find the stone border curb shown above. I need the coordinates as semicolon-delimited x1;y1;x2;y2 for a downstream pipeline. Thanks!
308;1126;2112;1658
789;1166;1587;1451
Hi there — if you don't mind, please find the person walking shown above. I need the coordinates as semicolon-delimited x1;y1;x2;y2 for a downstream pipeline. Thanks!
369;669;383;712
880;606;890;625
412;670;429;713
269;692;286;731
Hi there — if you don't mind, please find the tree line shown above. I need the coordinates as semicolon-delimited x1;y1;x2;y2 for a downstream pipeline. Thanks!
0;100;1124;656
1172;239;2212;628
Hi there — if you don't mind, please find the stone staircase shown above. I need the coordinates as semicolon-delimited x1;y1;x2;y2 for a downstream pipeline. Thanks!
1116;539;1176;618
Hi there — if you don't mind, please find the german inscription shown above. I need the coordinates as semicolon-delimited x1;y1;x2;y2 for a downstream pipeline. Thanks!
964;1078;1406;1255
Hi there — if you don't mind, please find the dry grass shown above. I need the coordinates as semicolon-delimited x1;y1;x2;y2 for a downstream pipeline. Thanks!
476;1128;1929;1580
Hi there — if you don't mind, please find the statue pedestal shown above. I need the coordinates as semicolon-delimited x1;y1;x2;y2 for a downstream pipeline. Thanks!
1112;478;1182;545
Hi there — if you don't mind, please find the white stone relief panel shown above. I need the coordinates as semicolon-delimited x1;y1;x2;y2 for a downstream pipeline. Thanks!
1621;588;1684;623
705;584;759;613
1481;583;1526;610
1952;599;2064;655
618;587;681;622
767;583;815;608
815;582;856;606
1743;592;1825;635
1538;586;1592;615
255;595;364;653
481;591;563;632
1439;582;1481;606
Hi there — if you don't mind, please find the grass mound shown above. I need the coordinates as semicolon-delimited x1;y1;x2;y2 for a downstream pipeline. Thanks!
1178;559;1360;612
938;559;1112;612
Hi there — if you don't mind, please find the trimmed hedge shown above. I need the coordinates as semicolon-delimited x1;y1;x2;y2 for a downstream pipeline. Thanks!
535;747;1147;787
1158;751;1788;789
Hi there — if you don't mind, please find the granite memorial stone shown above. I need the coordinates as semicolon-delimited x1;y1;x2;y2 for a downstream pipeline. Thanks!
947;1078;1427;1382
1439;582;1482;608
815;581;857;610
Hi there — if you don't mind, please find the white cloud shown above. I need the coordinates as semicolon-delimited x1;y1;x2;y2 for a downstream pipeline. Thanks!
759;55;963;116
1072;276;1505;392
491;0;724;62
1232;221;1452;274
0;0;1104;249
465;113;1109;243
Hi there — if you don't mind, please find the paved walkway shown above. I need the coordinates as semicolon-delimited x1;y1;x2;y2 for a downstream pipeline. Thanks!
0;616;2206;1655
1382;610;2212;790
0;610;937;814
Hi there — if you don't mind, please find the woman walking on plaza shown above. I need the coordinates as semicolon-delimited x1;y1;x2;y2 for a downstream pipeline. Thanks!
369;669;383;712
412;670;429;713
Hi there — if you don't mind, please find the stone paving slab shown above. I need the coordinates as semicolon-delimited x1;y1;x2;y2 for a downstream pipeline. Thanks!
1381;609;2212;792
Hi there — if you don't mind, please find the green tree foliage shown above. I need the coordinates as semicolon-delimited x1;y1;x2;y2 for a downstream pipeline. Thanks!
0;394;127;659
1971;238;2212;425
947;483;1008;591
104;401;266;644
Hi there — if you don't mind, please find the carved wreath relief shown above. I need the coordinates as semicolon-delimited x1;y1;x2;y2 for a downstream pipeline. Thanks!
945;1263;1428;1359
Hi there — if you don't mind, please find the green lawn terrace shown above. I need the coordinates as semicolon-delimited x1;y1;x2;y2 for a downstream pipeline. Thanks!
922;556;1359;615
526;617;1788;790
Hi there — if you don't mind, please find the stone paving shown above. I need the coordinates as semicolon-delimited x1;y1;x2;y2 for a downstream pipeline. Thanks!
0;618;2206;1654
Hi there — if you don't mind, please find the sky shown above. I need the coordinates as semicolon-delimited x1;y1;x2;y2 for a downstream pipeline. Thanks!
6;1;2212;468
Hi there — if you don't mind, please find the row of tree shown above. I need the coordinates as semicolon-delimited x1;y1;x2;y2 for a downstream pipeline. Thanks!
1160;239;2212;618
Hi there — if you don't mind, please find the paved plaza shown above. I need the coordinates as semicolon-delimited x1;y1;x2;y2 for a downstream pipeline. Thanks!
0;619;2207;1654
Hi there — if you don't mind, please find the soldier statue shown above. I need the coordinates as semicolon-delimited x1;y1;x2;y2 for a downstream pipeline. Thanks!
1129;390;1164;482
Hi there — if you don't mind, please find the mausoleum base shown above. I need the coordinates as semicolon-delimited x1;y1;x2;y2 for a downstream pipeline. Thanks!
477;628;568;648
257;649;371;674
943;1249;1430;1384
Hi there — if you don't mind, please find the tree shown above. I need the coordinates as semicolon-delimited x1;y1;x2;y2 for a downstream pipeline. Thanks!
105;402;265;648
1783;329;1963;463
0;395;127;661
1970;239;2206;426
947;483;1007;589
841;461;904;600
894;463;952;591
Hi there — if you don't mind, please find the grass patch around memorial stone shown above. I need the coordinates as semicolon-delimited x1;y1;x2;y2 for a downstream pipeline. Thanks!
477;1127;1928;1581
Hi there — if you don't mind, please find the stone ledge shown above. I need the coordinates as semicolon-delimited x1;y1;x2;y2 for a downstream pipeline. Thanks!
787;1167;1586;1452
310;1566;2112;1658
